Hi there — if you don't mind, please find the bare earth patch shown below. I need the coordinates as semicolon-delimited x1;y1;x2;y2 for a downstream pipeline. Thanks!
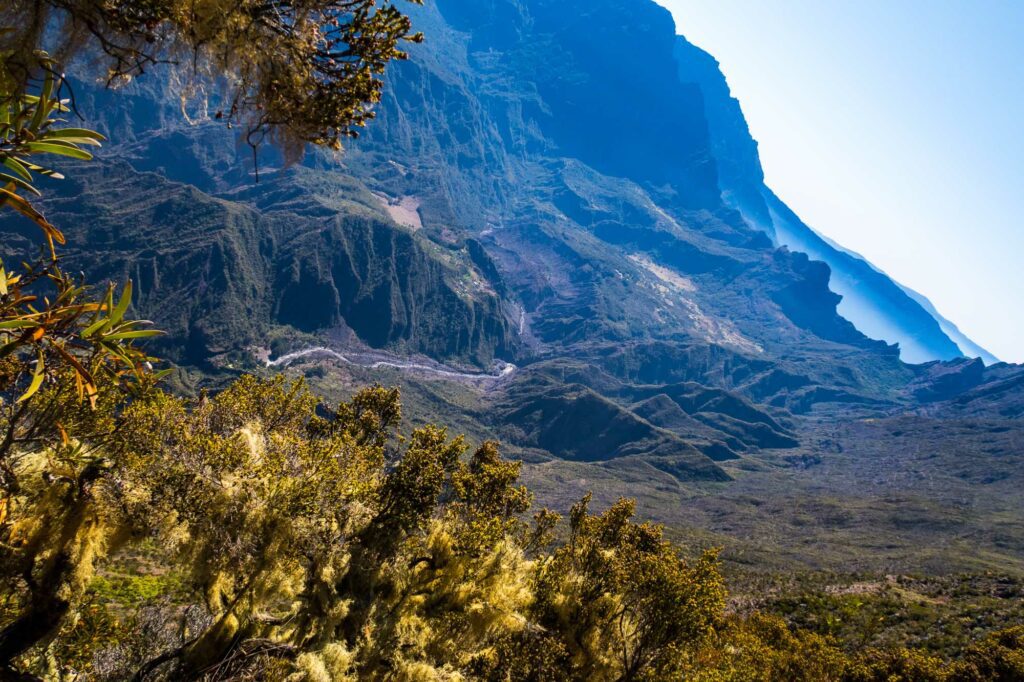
374;192;422;230
629;254;696;292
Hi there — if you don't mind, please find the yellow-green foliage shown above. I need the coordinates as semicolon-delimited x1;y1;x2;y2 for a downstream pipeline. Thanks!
3;374;1024;680
0;374;726;679
525;494;726;681
677;613;850;681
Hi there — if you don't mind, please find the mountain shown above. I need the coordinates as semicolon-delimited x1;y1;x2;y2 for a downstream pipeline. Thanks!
898;283;1000;365
672;36;991;365
2;0;1023;572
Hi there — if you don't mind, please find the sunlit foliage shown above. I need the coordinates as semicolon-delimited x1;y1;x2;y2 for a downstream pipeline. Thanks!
1;0;424;158
0;53;163;675
4;371;1024;680
0;369;722;679
0;52;161;416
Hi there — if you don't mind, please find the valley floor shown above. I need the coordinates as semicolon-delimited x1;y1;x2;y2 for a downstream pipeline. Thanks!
274;349;1024;578
520;412;1024;575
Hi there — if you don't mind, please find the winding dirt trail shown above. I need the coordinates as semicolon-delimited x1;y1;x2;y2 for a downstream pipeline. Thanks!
265;346;516;381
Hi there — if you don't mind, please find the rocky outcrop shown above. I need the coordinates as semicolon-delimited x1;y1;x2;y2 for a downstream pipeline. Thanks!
273;213;514;360
909;357;986;402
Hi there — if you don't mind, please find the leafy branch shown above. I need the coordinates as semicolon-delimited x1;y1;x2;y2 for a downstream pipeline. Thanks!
0;53;162;485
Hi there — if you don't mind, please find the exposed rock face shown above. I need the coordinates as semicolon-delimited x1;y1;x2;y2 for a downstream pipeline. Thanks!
343;0;891;372
672;37;774;232
909;357;987;403
5;160;516;367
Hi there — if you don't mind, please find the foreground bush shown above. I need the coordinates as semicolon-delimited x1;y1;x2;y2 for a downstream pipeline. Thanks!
2;375;725;679
1;375;1022;680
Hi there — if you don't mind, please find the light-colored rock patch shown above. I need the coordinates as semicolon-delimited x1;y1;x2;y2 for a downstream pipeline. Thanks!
373;193;423;230
629;254;696;292
631;254;763;354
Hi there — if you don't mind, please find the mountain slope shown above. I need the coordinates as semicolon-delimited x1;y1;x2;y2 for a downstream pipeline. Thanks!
1;0;930;476
672;36;987;365
1;158;517;368
2;0;1022;571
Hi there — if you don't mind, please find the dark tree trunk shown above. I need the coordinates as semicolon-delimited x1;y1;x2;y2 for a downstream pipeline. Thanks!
0;469;102;674
0;553;72;668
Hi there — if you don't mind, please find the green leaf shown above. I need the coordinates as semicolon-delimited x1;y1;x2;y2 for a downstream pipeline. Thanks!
99;339;132;363
35;138;98;149
2;156;32;182
45;127;106;141
28;70;54;133
24;142;93;160
0;173;41;196
0;186;64;244
111;280;132;325
102;329;164;341
0;319;40;330
42;136;103;147
17;350;45;402
81;317;110;339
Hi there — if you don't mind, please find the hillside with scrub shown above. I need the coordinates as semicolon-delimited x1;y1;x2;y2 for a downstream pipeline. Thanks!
1;1;1023;679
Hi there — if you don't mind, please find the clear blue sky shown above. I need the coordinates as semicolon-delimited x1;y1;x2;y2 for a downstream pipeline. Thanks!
660;1;1023;363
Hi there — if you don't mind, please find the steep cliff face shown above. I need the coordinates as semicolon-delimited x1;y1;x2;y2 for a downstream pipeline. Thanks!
343;0;894;371
2;159;517;368
672;37;774;232
672;35;989;365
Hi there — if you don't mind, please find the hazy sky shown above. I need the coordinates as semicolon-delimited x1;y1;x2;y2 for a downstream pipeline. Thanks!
660;1;1023;363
